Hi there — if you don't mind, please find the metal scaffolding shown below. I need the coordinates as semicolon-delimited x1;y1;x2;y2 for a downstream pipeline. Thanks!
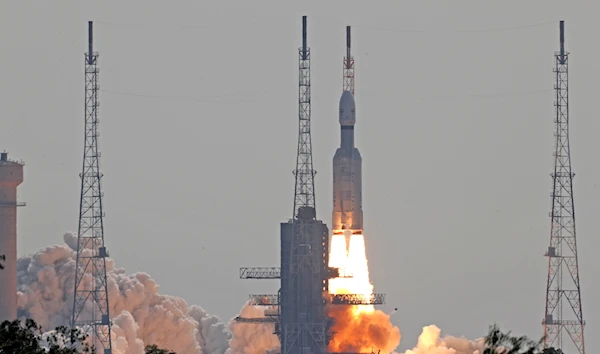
343;26;354;95
240;267;281;279
542;20;585;354
71;21;113;354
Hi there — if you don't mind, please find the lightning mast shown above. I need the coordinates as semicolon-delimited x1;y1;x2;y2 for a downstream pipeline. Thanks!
292;16;316;217
71;21;113;354
282;15;329;354
542;20;585;354
343;26;354;95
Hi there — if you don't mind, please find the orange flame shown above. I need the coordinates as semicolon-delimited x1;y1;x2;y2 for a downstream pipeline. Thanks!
327;233;401;352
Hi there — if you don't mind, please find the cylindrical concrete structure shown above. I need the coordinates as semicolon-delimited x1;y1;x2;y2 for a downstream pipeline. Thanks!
0;152;24;322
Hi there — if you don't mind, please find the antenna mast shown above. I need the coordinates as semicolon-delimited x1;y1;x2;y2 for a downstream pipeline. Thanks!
542;20;585;354
71;21;113;354
343;26;354;95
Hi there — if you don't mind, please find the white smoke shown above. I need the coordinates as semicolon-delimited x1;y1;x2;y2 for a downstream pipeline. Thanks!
225;304;279;354
401;325;485;354
14;233;488;354
17;233;232;354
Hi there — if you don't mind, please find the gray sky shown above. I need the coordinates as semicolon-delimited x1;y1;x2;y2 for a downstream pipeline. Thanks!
1;1;598;352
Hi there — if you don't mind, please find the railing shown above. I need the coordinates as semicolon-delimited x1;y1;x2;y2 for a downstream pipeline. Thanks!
234;316;278;323
330;293;385;305
240;267;280;279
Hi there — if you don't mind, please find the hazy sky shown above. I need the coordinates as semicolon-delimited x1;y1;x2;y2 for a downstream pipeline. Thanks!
1;1;598;352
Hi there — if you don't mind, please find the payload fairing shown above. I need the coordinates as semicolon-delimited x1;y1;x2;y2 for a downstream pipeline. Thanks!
332;90;363;235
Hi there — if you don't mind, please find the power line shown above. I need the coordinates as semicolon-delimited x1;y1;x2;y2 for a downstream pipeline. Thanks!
99;87;551;106
95;20;209;30
100;89;294;103
357;20;555;34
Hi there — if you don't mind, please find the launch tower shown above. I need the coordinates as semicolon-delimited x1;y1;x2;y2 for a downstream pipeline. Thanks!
0;152;24;322
71;21;113;354
237;22;384;354
278;15;331;354
542;20;585;354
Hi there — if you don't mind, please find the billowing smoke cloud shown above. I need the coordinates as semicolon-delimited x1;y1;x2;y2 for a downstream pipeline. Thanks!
402;325;485;354
17;233;231;354
14;233;486;354
226;304;279;354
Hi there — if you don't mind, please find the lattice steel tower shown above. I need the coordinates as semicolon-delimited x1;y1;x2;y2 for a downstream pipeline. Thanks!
292;16;316;218
343;26;354;95
281;15;330;354
71;21;113;354
542;20;585;354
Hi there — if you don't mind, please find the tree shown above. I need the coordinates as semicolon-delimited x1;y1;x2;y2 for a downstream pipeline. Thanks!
144;344;176;354
484;324;561;354
0;319;92;354
541;349;564;354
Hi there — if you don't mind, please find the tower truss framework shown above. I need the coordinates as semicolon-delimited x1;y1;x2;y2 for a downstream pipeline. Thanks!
292;17;316;219
343;26;354;95
542;20;585;354
283;16;329;354
71;21;113;354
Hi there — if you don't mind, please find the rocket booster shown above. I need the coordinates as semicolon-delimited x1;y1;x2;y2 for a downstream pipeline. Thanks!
332;90;363;235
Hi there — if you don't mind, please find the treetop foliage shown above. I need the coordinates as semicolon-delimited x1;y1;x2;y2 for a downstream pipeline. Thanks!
144;344;176;354
484;324;563;354
0;318;177;354
0;319;92;354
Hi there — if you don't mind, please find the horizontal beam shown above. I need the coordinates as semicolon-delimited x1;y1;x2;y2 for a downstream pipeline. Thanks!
330;293;385;305
329;267;354;278
240;267;352;280
240;267;280;279
234;316;278;323
249;294;278;306
247;293;385;306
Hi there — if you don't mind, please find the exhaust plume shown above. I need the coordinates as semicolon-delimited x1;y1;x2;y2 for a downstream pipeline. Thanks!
327;234;401;353
327;304;401;353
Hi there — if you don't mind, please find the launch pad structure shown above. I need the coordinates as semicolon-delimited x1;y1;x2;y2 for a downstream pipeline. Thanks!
237;18;384;354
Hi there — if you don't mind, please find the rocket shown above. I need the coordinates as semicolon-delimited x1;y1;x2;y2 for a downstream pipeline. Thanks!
332;26;363;236
332;90;363;235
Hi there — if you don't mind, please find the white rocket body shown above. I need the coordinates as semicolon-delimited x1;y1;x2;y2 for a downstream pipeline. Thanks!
332;91;363;235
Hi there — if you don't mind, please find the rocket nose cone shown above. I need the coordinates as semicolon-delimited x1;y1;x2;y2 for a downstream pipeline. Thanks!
339;90;356;126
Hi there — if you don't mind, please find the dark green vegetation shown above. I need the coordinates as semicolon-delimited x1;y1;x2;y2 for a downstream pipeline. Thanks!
0;319;175;354
144;344;176;354
0;317;564;354
0;319;91;354
484;324;563;354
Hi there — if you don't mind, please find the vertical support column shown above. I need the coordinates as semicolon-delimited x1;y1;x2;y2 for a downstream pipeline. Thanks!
0;154;24;322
